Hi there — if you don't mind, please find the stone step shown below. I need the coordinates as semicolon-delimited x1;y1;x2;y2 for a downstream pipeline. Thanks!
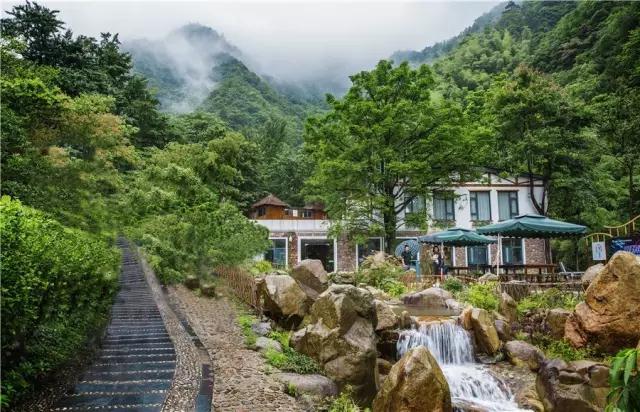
82;369;175;381
75;379;173;393
99;347;175;357
53;392;166;409
96;353;176;363
91;361;176;373
103;336;173;345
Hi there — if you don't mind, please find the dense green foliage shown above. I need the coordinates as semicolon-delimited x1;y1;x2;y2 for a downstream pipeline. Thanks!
431;1;640;227
457;282;500;312
1;3;276;406
516;288;580;316
606;347;640;412
0;197;120;405
356;260;407;297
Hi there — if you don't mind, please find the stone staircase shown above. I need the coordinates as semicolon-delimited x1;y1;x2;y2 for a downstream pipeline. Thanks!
52;240;176;411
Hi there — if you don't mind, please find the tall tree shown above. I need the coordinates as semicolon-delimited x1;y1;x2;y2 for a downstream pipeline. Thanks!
485;65;589;216
593;88;640;217
304;60;474;251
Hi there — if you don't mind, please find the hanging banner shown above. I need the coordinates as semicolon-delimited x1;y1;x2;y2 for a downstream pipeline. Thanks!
592;241;606;261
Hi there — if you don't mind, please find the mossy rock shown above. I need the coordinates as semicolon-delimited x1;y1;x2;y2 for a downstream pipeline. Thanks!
184;275;200;290
201;283;216;298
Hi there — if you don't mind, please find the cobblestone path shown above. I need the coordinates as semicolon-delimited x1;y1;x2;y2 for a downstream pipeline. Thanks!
53;240;177;411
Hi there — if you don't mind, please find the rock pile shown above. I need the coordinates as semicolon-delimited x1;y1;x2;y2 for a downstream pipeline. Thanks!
291;285;378;404
565;252;640;352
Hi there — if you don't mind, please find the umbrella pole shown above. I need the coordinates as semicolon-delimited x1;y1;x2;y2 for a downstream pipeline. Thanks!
440;241;444;283
497;234;501;276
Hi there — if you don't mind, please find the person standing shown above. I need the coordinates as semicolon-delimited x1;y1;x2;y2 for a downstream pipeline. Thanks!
401;244;413;270
432;246;443;278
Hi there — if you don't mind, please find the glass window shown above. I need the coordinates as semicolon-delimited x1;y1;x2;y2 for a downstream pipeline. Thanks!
357;238;382;266
257;206;266;217
470;191;491;221
405;195;425;214
300;238;335;272
467;245;488;265
433;191;455;221
502;238;523;265
498;191;519;221
302;209;313;218
264;239;287;268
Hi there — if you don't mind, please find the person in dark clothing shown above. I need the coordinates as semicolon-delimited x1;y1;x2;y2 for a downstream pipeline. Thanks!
432;246;443;276
401;244;412;270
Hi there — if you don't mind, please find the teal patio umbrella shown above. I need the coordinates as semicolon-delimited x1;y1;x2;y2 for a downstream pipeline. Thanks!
418;227;496;247
476;214;587;272
419;228;496;279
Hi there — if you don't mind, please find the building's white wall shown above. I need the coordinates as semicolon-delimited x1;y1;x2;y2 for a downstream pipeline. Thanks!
255;219;330;233
397;182;545;232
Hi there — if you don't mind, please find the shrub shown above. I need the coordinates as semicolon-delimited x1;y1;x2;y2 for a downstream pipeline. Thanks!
0;197;119;407
542;339;596;362
606;348;640;412
328;386;364;412
442;277;464;293
264;330;322;374
251;260;273;275
458;282;499;311
237;314;258;346
516;288;579;316
356;262;406;297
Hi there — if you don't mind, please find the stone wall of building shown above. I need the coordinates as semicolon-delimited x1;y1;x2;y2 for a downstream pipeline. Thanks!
525;238;547;265
454;247;466;267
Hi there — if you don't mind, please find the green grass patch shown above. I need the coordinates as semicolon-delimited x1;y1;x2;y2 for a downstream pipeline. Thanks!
442;277;464;293
236;314;258;346
263;330;322;374
328;386;367;412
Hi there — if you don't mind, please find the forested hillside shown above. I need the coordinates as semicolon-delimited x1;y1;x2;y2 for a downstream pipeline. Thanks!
0;3;270;406
390;1;639;229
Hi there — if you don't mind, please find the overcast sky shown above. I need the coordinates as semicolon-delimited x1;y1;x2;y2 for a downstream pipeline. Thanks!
3;1;500;82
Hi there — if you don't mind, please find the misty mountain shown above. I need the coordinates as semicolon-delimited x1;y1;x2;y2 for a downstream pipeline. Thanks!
391;2;508;65
124;23;243;112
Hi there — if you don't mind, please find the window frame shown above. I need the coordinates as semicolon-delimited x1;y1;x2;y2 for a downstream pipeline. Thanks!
501;237;523;265
469;191;491;222
432;191;455;222
498;191;519;221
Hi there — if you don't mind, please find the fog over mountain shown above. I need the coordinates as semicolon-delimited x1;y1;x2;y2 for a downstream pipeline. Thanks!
4;1;499;90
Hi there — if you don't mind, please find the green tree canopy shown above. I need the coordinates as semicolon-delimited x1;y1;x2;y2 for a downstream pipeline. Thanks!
304;60;475;250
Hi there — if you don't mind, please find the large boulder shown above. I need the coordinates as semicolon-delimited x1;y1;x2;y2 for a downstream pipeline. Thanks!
273;373;338;398
504;340;544;371
372;346;452;412
581;263;604;288
291;285;377;404
291;259;328;300
516;382;545;412
545;309;571;340
470;308;501;355
402;287;453;309
499;292;518;323
365;285;391;301
564;252;640;352
494;319;511;342
254;336;282;353
259;275;309;327
536;359;601;412
329;271;357;285
374;299;398;332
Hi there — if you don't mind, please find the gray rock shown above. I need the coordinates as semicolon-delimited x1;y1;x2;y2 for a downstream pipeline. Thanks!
273;373;338;398
478;273;499;283
504;340;544;371
291;259;329;300
499;292;517;323
251;321;272;337
255;336;282;353
581;263;604;288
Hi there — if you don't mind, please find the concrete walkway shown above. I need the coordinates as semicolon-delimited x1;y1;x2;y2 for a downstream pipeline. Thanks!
52;239;209;411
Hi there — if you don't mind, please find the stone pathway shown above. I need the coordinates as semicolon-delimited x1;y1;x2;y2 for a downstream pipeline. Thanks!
167;285;310;412
52;239;206;411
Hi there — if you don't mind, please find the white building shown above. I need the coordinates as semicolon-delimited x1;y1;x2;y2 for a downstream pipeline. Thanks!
252;169;548;272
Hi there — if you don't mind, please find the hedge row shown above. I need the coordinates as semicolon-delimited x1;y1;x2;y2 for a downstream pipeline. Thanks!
0;196;120;407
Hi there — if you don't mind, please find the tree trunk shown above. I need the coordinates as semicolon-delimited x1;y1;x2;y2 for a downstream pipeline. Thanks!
629;165;636;217
383;206;397;254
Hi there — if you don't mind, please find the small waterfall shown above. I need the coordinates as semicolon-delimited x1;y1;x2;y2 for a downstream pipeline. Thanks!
397;321;529;412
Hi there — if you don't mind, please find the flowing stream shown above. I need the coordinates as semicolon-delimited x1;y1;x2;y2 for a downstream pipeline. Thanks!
397;321;529;412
